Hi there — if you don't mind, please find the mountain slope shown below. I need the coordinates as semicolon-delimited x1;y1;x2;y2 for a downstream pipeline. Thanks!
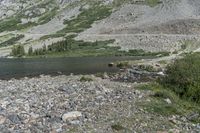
0;0;200;57
77;0;200;52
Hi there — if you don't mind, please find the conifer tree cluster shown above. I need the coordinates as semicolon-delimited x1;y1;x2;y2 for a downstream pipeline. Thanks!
11;45;25;57
27;40;69;56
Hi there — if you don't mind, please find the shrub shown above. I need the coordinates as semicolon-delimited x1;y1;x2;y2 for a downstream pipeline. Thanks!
160;53;200;103
137;83;200;117
138;64;156;72
116;61;129;68
111;124;125;131
80;76;93;82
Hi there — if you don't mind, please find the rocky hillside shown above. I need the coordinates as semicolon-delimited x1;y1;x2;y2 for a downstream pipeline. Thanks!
0;0;200;56
0;75;199;132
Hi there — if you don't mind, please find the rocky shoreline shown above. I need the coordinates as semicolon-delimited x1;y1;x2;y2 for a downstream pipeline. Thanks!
0;74;199;132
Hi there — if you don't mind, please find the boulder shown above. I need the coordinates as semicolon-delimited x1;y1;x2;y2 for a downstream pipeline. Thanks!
62;111;82;122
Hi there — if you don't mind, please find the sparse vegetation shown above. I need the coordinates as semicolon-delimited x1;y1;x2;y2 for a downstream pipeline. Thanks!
38;7;59;25
123;49;170;57
146;0;161;7
137;53;200;121
80;76;93;82
95;72;107;79
116;61;129;69
111;124;125;131
158;60;167;65
28;38;118;57
37;1;170;58
160;53;200;103
27;37;170;58
0;35;24;47
0;0;58;33
137;83;200;118
0;18;22;32
138;64;157;72
58;5;112;34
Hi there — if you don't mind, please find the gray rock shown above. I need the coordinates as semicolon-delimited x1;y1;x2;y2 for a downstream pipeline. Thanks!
164;98;172;104
7;114;21;124
0;115;6;124
69;120;81;125
58;85;76;94
62;111;82;122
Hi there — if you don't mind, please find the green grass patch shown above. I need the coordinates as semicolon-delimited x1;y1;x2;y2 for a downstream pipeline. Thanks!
124;49;170;57
137;64;158;72
80;76;93;82
0;17;24;32
160;53;200;103
40;3;112;39
146;0;161;7
40;33;65;40
137;83;200;121
0;34;15;42
0;35;24;47
138;53;200;120
116;61;129;69
26;36;170;58
111;124;125;131
0;0;59;32
158;60;167;65
38;7;59;25
57;5;112;34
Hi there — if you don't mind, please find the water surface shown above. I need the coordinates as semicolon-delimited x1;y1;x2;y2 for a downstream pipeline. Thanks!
0;56;150;79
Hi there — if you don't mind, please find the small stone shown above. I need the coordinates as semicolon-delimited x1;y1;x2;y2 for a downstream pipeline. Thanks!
169;119;177;124
58;85;75;94
70;120;80;125
50;129;57;133
196;124;200;129
62;111;82;122
157;72;165;76
164;98;172;104
30;112;40;119
146;99;151;102
139;95;143;99
0;115;6;124
7;114;21;124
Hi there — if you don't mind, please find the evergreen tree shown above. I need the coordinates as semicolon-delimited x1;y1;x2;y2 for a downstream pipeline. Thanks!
11;45;25;57
42;44;47;53
28;46;33;55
